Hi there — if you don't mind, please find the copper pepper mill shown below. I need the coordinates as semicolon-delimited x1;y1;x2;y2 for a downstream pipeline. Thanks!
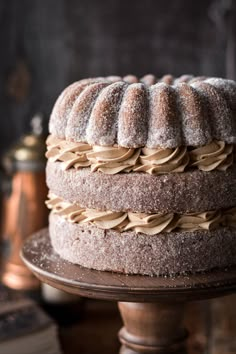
1;115;48;290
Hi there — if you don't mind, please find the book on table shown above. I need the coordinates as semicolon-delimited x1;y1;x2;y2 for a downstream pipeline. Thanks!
0;287;61;354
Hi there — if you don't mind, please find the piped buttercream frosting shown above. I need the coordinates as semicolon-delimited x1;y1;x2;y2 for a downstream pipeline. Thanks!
46;135;235;174
46;194;236;236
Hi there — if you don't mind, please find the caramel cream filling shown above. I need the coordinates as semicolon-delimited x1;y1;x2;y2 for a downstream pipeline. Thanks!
46;135;235;174
46;194;236;236
189;141;234;171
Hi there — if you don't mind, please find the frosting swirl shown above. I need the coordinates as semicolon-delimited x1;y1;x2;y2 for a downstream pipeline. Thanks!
133;146;189;174
45;195;86;223
46;135;92;170
82;209;129;230
46;135;234;174
189;140;234;171
46;194;236;235
87;145;141;174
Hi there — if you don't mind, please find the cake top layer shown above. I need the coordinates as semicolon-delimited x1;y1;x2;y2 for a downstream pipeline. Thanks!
49;74;236;148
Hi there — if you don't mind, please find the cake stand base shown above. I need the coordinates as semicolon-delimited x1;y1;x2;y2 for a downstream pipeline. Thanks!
21;229;236;354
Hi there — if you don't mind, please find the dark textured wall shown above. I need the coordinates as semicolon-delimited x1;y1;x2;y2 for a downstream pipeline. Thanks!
0;0;235;154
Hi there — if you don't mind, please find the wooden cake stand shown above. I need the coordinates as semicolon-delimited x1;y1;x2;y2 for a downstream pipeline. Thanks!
21;229;236;354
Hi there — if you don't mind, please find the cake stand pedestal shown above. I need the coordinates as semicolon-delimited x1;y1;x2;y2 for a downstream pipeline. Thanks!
21;229;236;354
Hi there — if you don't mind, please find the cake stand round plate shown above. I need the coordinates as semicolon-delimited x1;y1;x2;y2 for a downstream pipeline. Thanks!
21;228;236;303
21;229;236;354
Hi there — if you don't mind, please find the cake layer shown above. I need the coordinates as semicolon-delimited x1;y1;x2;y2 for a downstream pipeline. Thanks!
46;161;236;213
49;213;236;276
49;75;236;148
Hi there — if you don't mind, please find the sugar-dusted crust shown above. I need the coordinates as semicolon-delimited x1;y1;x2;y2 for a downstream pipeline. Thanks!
49;213;236;276
49;75;236;148
46;161;236;213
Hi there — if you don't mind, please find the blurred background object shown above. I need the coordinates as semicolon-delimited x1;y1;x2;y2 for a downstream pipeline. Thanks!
1;114;48;290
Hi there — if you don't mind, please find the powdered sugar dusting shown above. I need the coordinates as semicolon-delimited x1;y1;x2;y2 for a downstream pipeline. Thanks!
49;81;82;138
191;81;235;143
87;81;128;146
118;83;148;147
49;74;236;148
46;161;236;214
65;82;110;142
50;79;105;138
176;83;212;146
206;77;236;115
147;83;182;148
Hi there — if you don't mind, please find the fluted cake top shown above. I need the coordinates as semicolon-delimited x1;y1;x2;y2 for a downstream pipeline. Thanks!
49;74;236;148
